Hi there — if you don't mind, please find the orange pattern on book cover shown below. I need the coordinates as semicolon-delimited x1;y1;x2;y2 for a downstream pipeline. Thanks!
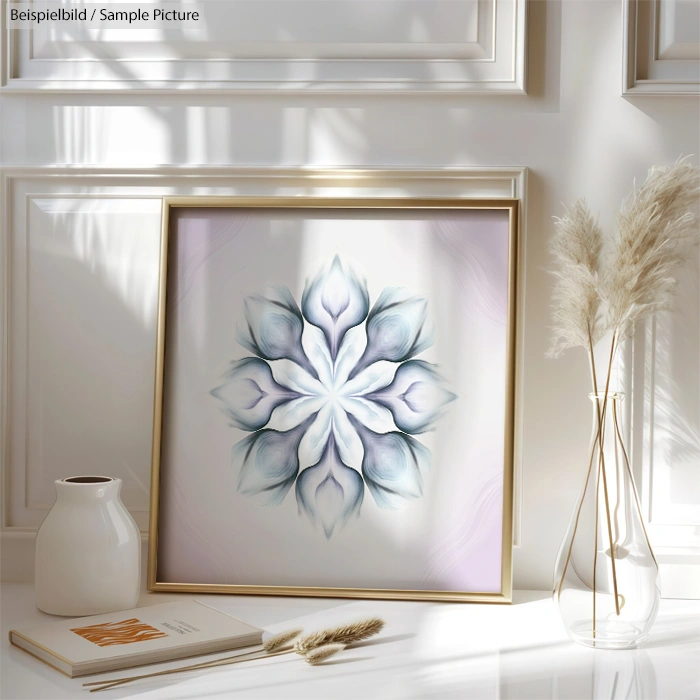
70;619;168;647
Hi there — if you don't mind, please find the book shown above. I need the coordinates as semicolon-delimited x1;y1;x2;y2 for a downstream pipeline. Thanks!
9;600;263;678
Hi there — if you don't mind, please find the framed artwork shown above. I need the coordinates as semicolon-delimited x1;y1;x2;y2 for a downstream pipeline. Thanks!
148;197;519;603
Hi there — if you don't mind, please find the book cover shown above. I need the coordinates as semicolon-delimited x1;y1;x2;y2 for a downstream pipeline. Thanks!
9;601;262;677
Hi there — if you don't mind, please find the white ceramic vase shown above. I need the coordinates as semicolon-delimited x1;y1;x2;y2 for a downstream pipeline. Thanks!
35;476;141;616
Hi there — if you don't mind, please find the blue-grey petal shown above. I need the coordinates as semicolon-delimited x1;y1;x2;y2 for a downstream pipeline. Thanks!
302;256;369;361
295;433;364;538
236;287;318;379
315;474;346;538
211;358;300;431
349;287;434;379
348;414;431;510
235;413;316;506
366;360;456;434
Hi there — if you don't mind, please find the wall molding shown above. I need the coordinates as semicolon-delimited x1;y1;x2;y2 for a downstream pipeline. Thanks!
0;165;528;582
624;312;700;599
2;0;528;94
623;0;700;96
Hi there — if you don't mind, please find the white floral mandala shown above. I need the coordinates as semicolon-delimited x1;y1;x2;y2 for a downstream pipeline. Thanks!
212;256;456;539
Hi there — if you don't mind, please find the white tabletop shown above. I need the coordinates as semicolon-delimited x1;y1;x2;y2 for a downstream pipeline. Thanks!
1;583;699;700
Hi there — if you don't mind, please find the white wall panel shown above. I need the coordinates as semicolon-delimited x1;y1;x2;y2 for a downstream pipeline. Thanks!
2;191;163;532
658;0;700;59
623;0;700;95
3;0;527;93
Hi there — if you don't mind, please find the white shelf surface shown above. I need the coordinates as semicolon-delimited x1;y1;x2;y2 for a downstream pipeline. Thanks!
1;584;699;699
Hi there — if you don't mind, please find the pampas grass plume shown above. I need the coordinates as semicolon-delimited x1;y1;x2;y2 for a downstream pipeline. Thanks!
604;160;700;339
549;160;699;359
548;200;604;357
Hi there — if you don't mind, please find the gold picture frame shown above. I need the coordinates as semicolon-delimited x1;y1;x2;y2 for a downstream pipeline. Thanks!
149;196;519;603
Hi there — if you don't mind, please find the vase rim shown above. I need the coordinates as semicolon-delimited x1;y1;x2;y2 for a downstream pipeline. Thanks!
61;476;117;484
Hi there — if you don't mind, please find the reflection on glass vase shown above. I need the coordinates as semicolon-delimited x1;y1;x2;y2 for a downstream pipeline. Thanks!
553;392;660;649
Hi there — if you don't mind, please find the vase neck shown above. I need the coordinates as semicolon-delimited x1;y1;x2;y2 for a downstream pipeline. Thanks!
588;392;626;447
54;476;121;505
589;391;624;407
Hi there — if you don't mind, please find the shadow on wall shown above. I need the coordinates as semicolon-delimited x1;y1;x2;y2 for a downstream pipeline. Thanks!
26;202;156;512
625;95;700;129
646;251;700;509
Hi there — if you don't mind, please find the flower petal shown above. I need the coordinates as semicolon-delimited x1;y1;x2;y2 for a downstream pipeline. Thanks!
338;396;397;434
237;286;317;378
298;403;333;467
302;256;369;361
270;359;325;396
348;414;431;510
301;325;334;389
296;433;364;538
349;287;434;379
264;395;326;432
332;326;367;387
211;358;300;431
339;359;396;398
366;360;456;434
331;403;364;470
235;413;316;506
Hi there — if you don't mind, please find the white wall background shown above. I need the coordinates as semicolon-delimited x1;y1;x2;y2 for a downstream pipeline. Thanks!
1;0;698;592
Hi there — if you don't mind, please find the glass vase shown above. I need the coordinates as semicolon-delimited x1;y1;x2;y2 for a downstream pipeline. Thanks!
553;392;660;649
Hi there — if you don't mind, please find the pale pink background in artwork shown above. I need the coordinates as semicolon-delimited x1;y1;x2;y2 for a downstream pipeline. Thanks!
157;207;511;594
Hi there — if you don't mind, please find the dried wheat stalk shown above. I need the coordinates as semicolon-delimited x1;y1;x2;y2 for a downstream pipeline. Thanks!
294;617;385;655
263;629;305;652
86;616;385;693
305;643;345;665
85;629;303;692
